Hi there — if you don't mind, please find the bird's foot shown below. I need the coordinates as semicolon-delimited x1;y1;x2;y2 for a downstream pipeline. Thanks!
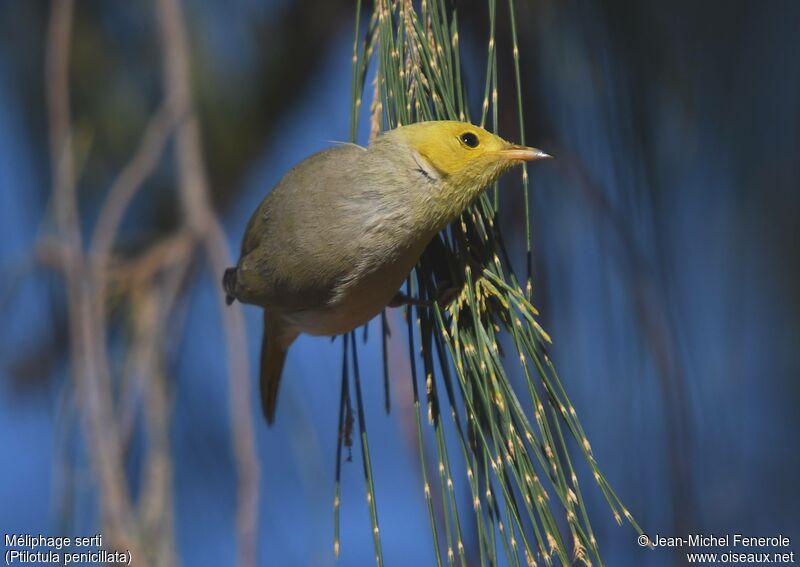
389;283;461;308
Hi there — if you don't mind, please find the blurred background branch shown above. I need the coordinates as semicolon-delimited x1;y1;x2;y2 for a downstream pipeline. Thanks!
37;0;260;565
45;0;139;556
0;1;797;566
154;0;260;563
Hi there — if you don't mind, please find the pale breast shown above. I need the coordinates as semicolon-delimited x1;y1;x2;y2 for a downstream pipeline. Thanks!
283;235;428;336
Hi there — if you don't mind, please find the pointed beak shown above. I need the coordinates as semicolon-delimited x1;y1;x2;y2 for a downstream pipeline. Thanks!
496;145;552;161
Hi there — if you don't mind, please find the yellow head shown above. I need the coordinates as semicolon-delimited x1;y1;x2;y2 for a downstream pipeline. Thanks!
374;121;549;226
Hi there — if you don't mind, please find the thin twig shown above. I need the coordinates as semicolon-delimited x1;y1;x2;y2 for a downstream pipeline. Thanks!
108;231;194;287
155;1;260;565
91;100;179;264
155;0;211;235
45;0;138;555
133;283;180;567
46;0;79;251
116;244;194;457
204;220;261;567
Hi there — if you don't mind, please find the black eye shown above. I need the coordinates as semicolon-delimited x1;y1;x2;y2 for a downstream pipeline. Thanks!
460;132;479;148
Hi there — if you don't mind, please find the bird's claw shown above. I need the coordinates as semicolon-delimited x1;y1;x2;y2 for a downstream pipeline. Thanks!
389;282;461;309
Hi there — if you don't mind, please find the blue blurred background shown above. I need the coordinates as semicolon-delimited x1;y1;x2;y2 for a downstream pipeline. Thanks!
1;1;798;566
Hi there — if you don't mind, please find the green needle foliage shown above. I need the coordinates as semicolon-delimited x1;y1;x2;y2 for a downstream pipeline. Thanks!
334;1;643;566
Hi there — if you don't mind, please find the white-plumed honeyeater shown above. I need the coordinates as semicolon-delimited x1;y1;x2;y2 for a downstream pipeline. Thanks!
223;120;549;424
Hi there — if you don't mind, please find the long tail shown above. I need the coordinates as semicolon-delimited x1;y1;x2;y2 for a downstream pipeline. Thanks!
260;310;298;425
222;267;237;305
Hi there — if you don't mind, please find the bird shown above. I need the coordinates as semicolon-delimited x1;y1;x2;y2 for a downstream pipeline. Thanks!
223;120;549;424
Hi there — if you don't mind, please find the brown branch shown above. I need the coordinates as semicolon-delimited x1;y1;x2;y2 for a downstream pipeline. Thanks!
90;101;180;453
133;283;180;567
155;1;261;566
155;0;211;234
91;100;179;263
45;0;138;555
204;219;261;567
46;0;79;250
108;231;194;288
115;238;194;454
35;235;74;271
43;2;260;565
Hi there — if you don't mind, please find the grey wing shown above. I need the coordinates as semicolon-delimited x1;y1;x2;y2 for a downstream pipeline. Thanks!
234;144;368;312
